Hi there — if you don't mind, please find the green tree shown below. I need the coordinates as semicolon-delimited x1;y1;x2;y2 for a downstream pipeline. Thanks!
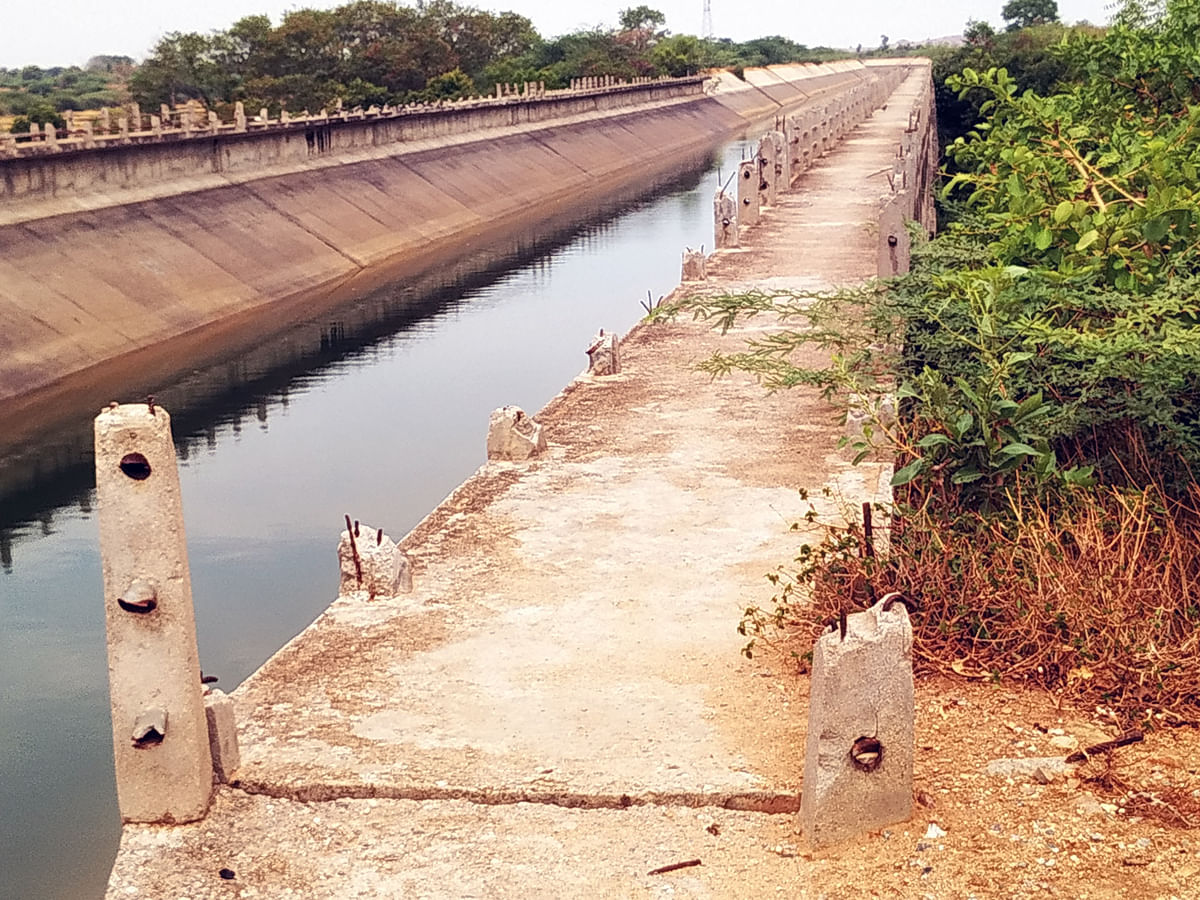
963;19;996;47
9;99;65;133
651;34;706;76
419;67;475;101
618;6;666;31
1001;0;1060;30
129;32;229;107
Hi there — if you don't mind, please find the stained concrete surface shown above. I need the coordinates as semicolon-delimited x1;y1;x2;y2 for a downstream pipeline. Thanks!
105;68;930;898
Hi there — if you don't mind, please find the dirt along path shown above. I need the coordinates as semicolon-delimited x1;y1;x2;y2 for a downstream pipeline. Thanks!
105;69;1197;899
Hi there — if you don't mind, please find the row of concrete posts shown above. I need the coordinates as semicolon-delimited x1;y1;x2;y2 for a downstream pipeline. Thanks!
877;74;939;278
712;73;902;252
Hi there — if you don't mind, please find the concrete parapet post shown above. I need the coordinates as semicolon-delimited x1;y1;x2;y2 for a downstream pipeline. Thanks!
94;402;213;824
783;116;799;184
757;135;777;208
129;102;141;131
487;406;547;460
586;329;621;376
737;159;759;228
681;247;707;281
800;596;914;848
234;101;247;132
713;190;738;249
337;520;413;600
769;130;786;194
877;191;912;277
82;120;95;149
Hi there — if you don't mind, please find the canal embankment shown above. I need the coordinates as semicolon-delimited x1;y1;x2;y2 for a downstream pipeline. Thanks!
102;64;933;898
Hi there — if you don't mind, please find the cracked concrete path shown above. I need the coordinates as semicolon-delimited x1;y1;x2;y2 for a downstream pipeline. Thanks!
106;68;928;899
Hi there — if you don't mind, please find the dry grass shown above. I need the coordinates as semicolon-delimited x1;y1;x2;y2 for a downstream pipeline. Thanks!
755;482;1200;727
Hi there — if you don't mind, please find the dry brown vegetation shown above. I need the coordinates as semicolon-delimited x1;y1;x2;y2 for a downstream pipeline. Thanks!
748;479;1200;728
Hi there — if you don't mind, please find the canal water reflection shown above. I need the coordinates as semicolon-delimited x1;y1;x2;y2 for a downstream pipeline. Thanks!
0;136;754;900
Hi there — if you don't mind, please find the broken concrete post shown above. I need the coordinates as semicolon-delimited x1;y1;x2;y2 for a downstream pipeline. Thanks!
713;190;738;249
586;330;621;375
757;135;777;208
203;689;240;784
681;248;707;282
337;522;413;600
737;159;759;228
800;596;914;848
487;406;547;460
94;402;213;824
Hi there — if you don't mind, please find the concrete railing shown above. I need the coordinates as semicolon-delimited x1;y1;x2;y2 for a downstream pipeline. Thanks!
712;66;912;252
0;75;702;160
0;75;705;209
875;61;938;277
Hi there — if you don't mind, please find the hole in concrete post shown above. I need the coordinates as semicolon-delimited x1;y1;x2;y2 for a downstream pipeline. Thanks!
119;453;152;480
117;579;158;614
887;235;899;247
850;736;884;773
743;170;751;179
131;708;167;748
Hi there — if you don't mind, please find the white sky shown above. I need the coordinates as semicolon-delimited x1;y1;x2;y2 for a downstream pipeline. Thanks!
3;0;1116;68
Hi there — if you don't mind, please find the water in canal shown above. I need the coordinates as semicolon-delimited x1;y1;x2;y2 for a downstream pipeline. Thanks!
0;136;755;900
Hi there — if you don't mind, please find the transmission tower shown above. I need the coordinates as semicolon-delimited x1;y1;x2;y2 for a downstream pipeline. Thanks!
702;0;714;38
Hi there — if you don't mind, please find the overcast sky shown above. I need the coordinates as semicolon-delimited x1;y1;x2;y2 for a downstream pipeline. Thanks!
3;0;1116;68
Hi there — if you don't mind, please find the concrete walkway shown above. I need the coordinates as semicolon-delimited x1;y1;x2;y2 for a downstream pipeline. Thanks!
106;70;926;899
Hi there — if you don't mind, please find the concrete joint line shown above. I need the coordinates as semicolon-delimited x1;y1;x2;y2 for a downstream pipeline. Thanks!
231;778;802;814
244;183;368;271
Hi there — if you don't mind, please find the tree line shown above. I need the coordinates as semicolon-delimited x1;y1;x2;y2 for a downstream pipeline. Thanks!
0;2;842;128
